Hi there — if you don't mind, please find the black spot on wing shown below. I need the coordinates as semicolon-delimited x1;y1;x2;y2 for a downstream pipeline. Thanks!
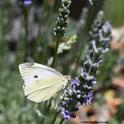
34;75;38;78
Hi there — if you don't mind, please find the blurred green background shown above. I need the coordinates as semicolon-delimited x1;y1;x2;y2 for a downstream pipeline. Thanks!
104;0;124;26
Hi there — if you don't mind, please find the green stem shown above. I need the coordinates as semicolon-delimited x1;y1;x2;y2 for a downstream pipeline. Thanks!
22;7;29;61
52;38;61;67
41;100;52;124
51;111;60;124
42;42;48;64
59;118;65;124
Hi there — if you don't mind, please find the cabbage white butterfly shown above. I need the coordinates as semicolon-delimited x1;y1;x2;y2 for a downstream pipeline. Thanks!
19;62;68;103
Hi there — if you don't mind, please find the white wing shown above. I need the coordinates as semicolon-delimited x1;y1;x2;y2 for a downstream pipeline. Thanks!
27;84;62;102
19;62;67;102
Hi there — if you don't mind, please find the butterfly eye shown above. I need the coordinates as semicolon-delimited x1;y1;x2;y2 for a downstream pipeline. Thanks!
34;75;38;78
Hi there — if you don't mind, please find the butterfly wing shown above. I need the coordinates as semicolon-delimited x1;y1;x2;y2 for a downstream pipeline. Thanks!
27;84;62;102
19;62;67;102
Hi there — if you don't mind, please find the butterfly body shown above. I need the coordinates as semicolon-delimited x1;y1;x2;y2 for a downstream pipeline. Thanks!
19;63;67;103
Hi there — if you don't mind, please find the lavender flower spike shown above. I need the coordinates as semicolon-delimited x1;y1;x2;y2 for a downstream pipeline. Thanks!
58;11;112;120
53;0;71;38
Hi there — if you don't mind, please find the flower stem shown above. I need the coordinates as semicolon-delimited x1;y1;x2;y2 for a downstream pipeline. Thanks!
59;118;65;124
51;111;60;124
21;7;29;61
52;38;61;67
41;100;52;124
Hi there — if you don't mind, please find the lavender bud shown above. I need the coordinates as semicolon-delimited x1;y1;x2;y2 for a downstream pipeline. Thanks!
53;0;71;38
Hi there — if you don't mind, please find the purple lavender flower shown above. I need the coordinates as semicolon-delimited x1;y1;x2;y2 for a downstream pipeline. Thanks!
71;79;79;85
23;0;32;6
58;11;112;120
61;110;71;119
83;92;93;104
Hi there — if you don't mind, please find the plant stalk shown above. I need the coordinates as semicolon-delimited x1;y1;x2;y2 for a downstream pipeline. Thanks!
59;118;64;124
22;7;29;61
52;38;61;67
41;100;52;124
51;111;59;124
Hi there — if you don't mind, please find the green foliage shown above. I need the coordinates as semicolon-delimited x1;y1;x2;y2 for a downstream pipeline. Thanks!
104;0;124;26
98;50;119;82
